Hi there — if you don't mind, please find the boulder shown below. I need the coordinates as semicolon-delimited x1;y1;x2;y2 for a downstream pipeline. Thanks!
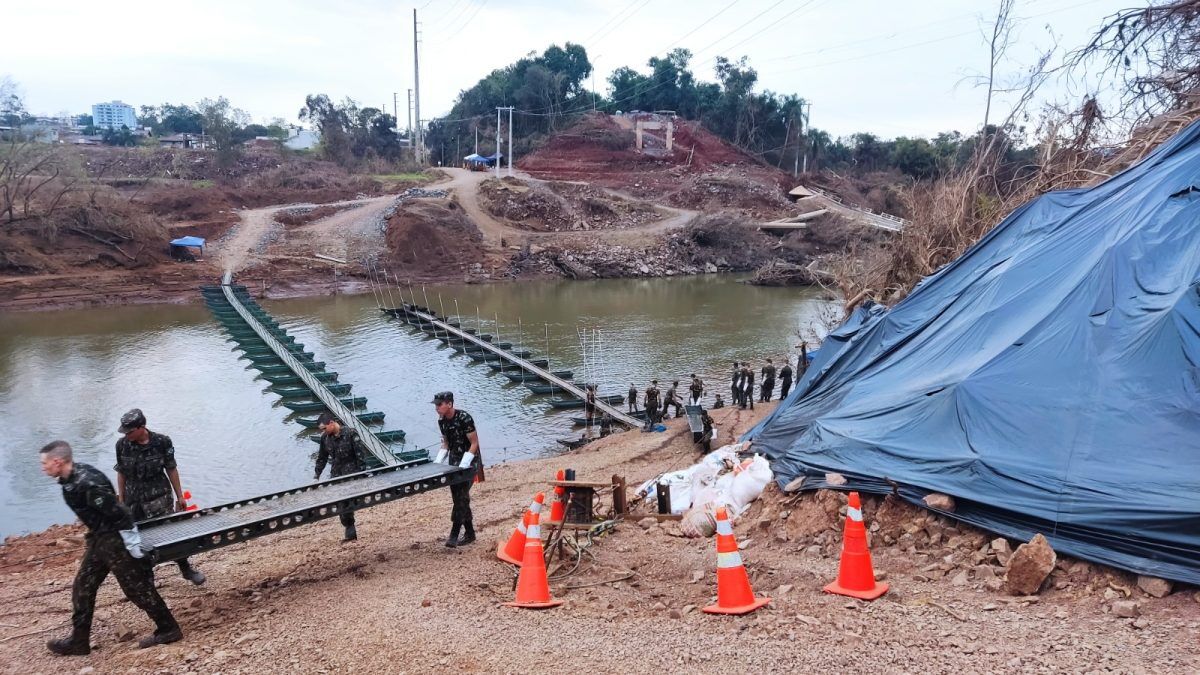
1136;575;1173;599
1004;533;1056;595
922;492;956;512
1111;600;1141;618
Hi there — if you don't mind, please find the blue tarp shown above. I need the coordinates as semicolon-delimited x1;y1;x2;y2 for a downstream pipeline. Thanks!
169;236;205;248
746;119;1200;584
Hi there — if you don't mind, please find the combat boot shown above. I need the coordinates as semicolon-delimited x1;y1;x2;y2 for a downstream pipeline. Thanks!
343;524;358;541
46;635;90;656
138;626;183;649
457;521;476;546
444;522;462;548
179;562;206;586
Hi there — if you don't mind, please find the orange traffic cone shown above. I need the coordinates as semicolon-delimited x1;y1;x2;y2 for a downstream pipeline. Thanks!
824;491;888;600
181;489;198;512
703;506;770;615
497;492;545;565
549;469;566;523
504;512;562;609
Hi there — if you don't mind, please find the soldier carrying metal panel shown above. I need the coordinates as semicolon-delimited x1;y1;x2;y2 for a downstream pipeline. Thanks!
114;408;205;585
40;440;182;656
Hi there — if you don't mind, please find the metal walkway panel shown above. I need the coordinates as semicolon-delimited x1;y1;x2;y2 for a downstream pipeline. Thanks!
141;461;471;562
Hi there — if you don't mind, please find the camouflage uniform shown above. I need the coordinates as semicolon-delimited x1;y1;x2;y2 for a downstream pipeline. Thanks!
644;384;661;426
438;409;479;531
115;431;199;580
689;376;704;407
760;362;776;402
779;363;794;400
664;383;683;418
315;427;368;532
60;463;179;647
627;385;638;413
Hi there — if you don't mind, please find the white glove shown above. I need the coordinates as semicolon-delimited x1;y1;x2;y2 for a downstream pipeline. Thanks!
458;452;475;468
434;448;449;464
119;527;145;559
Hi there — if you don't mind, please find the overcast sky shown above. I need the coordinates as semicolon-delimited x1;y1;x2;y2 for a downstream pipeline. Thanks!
3;0;1135;138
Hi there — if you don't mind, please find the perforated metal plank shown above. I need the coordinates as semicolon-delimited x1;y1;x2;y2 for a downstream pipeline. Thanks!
140;461;471;562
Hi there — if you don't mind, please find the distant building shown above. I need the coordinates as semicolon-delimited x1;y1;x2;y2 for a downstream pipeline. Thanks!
91;100;137;130
159;133;206;149
283;126;319;150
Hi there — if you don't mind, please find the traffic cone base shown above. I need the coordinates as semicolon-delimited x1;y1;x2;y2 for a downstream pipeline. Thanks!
702;596;769;615
823;579;888;601
503;598;563;609
496;547;523;566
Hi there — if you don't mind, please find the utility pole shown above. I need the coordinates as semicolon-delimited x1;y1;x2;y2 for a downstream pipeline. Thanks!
474;125;478;154
413;9;422;165
393;92;398;131
506;106;514;177
801;102;812;174
495;107;502;179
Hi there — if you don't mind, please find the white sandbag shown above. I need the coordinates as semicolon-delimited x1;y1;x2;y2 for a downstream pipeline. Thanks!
680;502;718;538
727;454;773;512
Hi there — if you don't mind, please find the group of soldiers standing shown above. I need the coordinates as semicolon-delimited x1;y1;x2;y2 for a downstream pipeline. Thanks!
623;355;801;425
730;358;795;409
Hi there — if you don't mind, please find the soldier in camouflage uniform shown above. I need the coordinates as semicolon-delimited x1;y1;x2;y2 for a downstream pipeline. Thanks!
114;409;205;585
433;391;480;547
644;380;661;428
315;412;368;541
39;440;182;656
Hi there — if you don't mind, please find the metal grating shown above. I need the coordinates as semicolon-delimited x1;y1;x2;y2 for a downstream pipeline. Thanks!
141;461;471;562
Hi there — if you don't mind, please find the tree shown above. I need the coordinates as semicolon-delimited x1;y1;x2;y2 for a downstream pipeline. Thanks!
300;94;352;165
850;132;886;172
0;76;32;127
197;97;239;167
890;137;939;178
101;125;137;147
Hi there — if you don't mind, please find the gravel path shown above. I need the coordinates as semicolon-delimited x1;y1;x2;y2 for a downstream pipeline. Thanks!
1;405;1196;673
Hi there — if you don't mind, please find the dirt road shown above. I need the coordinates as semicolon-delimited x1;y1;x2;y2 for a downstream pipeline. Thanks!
215;195;398;275
436;167;699;249
1;406;1194;673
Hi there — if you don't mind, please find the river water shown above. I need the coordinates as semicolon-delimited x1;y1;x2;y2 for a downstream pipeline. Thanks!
0;276;829;538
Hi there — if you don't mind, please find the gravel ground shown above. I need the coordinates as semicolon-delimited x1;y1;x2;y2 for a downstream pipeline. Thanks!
1;404;1196;674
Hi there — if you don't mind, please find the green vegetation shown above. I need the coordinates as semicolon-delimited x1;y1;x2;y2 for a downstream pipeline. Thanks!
191;179;215;189
422;44;1037;181
298;95;403;168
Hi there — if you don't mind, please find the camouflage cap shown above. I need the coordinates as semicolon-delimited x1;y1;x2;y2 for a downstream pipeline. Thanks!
117;408;146;434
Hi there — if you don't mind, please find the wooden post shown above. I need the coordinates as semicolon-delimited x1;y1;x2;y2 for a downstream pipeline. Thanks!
612;474;627;517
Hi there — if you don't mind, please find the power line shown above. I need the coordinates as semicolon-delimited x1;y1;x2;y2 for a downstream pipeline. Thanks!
441;0;489;41
586;0;654;51
717;0;824;58
581;0;645;47
659;0;742;54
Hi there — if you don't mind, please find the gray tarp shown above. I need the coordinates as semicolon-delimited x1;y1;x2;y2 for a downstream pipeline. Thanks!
746;119;1200;584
